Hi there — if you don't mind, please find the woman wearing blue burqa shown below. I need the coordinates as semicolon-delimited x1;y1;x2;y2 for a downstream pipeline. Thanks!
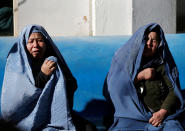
104;23;185;131
1;25;95;131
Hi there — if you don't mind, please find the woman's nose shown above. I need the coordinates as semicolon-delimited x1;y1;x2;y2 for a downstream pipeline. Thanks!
147;39;152;47
33;40;39;47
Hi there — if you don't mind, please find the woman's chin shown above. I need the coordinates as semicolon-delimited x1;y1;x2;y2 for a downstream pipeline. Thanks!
143;52;155;58
31;52;44;59
32;54;42;59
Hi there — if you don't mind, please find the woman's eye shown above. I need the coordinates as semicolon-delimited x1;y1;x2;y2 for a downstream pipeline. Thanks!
28;40;33;43
37;39;44;42
152;40;157;43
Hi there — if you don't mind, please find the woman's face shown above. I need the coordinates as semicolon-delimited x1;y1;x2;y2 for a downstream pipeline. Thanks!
143;31;159;57
26;32;46;59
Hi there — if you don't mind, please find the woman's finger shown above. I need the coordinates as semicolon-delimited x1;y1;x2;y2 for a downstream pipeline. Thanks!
44;59;49;64
153;122;159;127
149;117;154;124
50;66;56;72
152;120;156;125
50;63;56;69
48;61;56;67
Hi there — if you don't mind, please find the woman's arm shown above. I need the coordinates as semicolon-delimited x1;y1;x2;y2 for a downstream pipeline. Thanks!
35;59;56;88
134;68;155;83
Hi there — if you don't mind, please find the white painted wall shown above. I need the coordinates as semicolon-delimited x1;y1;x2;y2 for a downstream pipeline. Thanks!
94;0;132;35
133;0;176;34
16;0;89;36
13;0;177;36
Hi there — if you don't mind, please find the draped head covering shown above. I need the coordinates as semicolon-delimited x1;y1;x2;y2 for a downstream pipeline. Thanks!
1;24;77;131
106;23;185;130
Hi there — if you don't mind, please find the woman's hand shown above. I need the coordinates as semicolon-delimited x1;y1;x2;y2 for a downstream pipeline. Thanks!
149;109;168;127
41;59;57;75
135;68;155;83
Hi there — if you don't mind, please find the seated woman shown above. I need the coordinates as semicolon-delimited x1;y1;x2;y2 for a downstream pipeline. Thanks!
1;25;95;131
104;23;185;130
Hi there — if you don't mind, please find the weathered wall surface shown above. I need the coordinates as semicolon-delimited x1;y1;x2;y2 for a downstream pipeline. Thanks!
13;0;182;36
15;0;89;36
133;0;176;34
94;0;132;35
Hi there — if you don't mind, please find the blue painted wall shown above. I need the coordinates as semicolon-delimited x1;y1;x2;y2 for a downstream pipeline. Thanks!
0;35;185;129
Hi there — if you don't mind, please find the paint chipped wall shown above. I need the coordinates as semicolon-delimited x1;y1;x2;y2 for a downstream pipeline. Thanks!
16;0;89;36
14;0;177;36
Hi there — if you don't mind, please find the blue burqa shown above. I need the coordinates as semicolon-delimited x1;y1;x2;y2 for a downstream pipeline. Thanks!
106;23;185;131
1;25;77;131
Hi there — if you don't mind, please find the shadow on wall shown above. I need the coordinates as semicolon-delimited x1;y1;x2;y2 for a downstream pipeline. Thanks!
74;99;114;131
177;0;185;33
75;89;185;130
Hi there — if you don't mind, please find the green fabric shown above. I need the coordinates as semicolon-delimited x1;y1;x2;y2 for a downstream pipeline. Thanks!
136;64;179;114
0;7;13;36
